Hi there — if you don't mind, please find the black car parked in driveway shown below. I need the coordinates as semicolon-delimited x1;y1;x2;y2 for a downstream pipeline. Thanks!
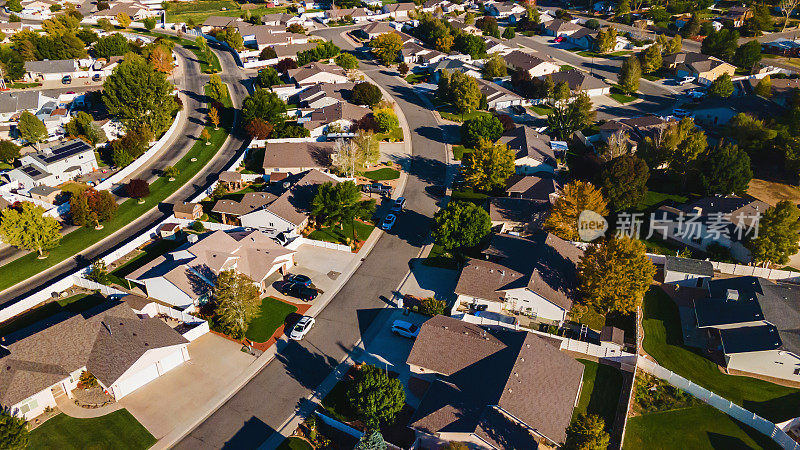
280;282;318;301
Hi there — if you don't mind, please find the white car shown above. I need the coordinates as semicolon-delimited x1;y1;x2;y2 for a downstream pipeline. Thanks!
687;90;705;99
381;214;397;230
289;316;315;340
391;320;420;339
679;76;696;85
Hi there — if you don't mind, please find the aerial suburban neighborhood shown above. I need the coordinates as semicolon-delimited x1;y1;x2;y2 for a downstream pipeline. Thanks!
2;0;800;448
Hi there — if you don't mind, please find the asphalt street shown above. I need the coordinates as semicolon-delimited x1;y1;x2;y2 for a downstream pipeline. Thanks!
0;42;251;307
174;28;448;449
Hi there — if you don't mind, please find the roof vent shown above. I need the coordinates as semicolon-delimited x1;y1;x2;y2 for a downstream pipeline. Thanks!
526;343;530;348
726;289;739;301
520;357;525;362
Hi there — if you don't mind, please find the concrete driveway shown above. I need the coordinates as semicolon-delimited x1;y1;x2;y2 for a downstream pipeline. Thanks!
358;309;430;408
262;243;357;303
120;333;256;439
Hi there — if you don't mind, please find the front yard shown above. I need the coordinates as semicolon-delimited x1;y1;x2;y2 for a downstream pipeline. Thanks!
244;297;298;343
642;287;800;422
309;220;374;246
363;167;400;181
609;86;637;104
28;410;155;450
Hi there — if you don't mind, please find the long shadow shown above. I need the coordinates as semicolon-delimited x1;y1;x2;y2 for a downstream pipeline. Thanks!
389;154;447;187
221;416;277;450
382;208;433;248
356;307;386;341
274;339;339;391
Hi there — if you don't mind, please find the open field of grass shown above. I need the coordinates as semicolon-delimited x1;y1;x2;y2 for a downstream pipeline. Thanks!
642;287;800;422
0;86;233;292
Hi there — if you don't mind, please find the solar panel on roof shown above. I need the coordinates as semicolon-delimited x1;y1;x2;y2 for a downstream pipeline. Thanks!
21;166;43;177
40;140;92;164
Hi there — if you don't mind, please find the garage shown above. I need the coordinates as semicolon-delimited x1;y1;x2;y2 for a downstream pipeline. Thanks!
113;364;159;399
159;349;186;373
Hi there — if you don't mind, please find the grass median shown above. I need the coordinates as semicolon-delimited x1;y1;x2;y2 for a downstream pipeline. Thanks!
0;86;233;293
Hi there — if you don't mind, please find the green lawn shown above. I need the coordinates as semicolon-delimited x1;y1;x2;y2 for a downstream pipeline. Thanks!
404;72;427;84
576;304;606;330
576;50;632;58
625;405;780;450
451;188;489;204
363;167;400;181
375;127;404;142
0;86;233;292
165;1;288;26
309;221;374;245
642;287;800;422
28;410;155;450
277;437;314;450
609;86;637;104
0;161;13;170
245;297;298;342
8;81;41;89
452;145;472;161
436;104;493;122
560;64;575;71
529;104;554;116
0;293;106;337
423;243;459;269
109;238;186;285
636;190;689;211
573;360;623;429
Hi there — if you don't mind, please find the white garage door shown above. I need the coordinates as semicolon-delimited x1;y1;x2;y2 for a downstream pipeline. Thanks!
114;364;159;399
159;349;186;373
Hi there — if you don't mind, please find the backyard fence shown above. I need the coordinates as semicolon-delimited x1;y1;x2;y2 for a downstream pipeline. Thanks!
139;302;210;341
637;358;800;450
646;253;800;282
72;277;127;297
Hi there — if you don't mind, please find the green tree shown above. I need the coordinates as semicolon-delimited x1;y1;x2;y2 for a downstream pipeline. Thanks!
373;107;399;132
98;18;114;32
353;130;381;167
65;111;104;145
547;90;595;140
617;0;631;16
578;236;655;314
502;26;515;39
545;181;609;241
242;88;287;125
728;113;778;155
755;75;772;97
666;34;682;54
352;82;383;107
213;270;261;338
596;26;619;53
440;70;481;115
335;52;359;69
17;111;47;146
702;29;740;61
103;54;177;134
257;67;281;88
639;43;662;73
733;40;762;69
463;138;515;191
5;0;22;12
93;33;130;59
216;26;243;50
461;115;503;148
143;17;156;31
681;14;701;38
87;260;109;285
431;201;491;251
600;154;649;212
746;201;800;266
699;143;752;196
0;202;61;257
259;46;277;60
708;73;734;98
163;166;179;178
564;414;610;450
370;32;403;66
0;139;21;162
355;429;387;450
311;181;375;231
347;364;405;427
207;73;227;102
0;410;28;450
618;56;641;94
482;53;507;79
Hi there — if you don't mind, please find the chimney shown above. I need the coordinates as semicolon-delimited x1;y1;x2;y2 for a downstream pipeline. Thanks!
726;289;739;301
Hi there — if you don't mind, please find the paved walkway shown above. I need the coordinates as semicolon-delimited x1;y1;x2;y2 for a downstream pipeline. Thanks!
55;393;122;419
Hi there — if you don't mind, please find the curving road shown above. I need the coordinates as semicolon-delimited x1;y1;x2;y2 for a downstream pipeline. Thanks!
0;42;251;307
174;28;449;449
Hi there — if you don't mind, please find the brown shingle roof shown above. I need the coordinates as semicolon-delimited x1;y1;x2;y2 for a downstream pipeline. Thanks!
212;192;278;216
262;141;335;170
265;169;340;226
173;202;201;215
505;175;558;201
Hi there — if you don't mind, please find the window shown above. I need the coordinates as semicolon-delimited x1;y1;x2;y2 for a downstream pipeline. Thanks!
18;398;38;414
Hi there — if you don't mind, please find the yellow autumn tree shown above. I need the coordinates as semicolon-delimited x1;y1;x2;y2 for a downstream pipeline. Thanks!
544;181;609;241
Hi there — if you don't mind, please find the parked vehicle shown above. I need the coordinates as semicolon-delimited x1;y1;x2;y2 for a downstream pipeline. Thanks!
286;274;312;287
381;213;397;231
391;197;406;212
61;75;72;85
510;105;525;115
289;316;315;340
362;183;392;196
391;320;419;338
92;74;101;82
554;36;564;43
687;90;705;99
280;282;318;301
679;76;696;85
672;108;691;118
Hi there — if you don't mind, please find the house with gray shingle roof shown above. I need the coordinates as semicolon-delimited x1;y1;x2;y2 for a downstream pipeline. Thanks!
24;59;78;82
406;315;585;447
0;300;189;420
499;125;557;175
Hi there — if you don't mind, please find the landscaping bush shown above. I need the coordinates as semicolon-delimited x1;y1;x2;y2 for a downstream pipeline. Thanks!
78;371;98;389
419;297;446;316
191;221;206;232
633;372;700;414
352;82;383;107
373;108;398;132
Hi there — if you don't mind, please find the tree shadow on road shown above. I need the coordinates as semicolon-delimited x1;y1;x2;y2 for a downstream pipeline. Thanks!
221;416;276;450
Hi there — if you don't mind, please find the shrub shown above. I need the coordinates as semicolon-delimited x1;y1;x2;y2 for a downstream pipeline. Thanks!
352;82;383;107
163;166;179;178
86;260;109;285
373;108;398;132
191;221;206;232
420;297;446;316
78;371;98;389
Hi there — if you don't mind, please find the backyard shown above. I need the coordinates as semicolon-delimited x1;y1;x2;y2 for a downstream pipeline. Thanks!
245;297;298;343
28;410;155;450
642;287;800;422
0;293;106;337
108;238;187;287
573;360;623;429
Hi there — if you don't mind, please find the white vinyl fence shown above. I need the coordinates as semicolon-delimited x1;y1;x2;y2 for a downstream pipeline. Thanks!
646;253;800;282
638;358;800;450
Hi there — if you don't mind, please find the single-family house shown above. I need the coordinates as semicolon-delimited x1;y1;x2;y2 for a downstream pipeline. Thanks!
24;59;78;82
296;82;355;109
505;174;559;201
499;125;557;174
406;315;585;448
453;232;583;324
288;62;350;85
692;276;800;382
218;171;243;191
447;18;483;35
7;139;98;191
691;95;775;126
324;7;373;23
485;1;526;17
538;69;610;97
542;18;583;37
127;229;296;307
0;300;189;420
0;91;56;122
199;15;240;33
262;141;335;174
173;202;203;220
239;169;341;234
89;0;158;21
476;78;528;109
748;77;800;106
427;58;482;82
597;115;675;151
382;3;416;20
27;185;60;204
401;41;445;65
503;50;560;78
483;36;512;55
663;256;714;287
212;192;278;225
356;21;399;40
724;5;753;27
653;196;769;262
299;102;371;137
663;52;736;85
422;0;465;13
